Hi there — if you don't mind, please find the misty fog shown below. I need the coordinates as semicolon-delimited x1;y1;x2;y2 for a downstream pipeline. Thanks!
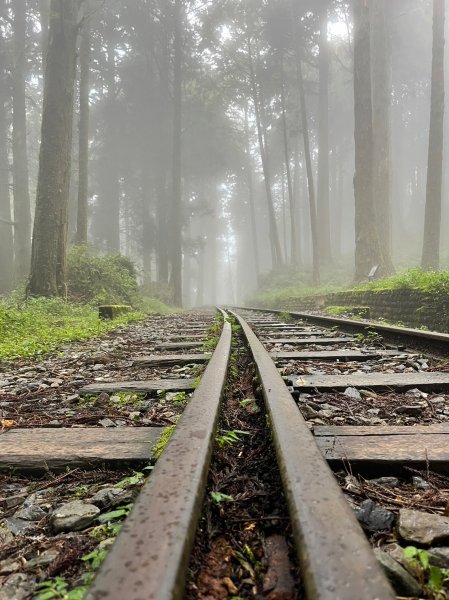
0;0;446;307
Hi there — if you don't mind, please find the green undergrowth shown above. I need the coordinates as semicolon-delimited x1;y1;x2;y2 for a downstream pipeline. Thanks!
249;268;449;308
353;268;449;294
0;297;139;360
0;295;170;361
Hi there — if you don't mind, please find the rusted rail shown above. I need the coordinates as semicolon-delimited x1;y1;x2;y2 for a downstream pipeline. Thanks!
85;310;232;600
241;305;449;353
231;309;395;600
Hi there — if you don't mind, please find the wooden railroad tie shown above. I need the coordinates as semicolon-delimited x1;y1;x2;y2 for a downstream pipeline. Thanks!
79;378;196;395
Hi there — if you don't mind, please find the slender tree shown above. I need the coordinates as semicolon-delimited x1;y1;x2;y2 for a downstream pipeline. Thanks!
12;1;31;281
75;1;90;245
353;0;382;281
317;0;331;263
28;0;81;296
0;21;13;292
422;0;445;270
371;0;394;274
170;0;183;306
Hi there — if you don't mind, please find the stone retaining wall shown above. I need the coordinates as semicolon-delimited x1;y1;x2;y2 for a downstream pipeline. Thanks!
256;289;449;332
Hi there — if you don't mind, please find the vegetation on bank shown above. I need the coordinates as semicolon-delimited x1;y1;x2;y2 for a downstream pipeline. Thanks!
0;249;173;361
249;268;449;308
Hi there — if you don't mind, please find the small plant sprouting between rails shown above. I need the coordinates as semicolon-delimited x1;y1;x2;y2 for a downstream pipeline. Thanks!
403;546;449;596
152;425;176;458
110;392;145;408
356;328;382;345
279;311;292;322
36;545;111;600
210;491;234;505
97;503;133;524
216;429;250;448
234;544;262;578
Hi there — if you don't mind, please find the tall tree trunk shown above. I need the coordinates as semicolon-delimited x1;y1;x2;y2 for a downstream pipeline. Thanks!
371;0;394;274
280;52;300;266
39;0;50;62
248;37;283;268
296;53;320;285
317;0;331;263
422;0;445;270
244;104;261;282
0;28;14;293
12;1;31;281
156;173;169;283
169;0;183;306
75;2;90;245
28;0;80;297
353;0;382;282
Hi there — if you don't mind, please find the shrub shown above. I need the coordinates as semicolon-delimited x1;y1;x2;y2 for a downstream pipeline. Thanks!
66;246;138;305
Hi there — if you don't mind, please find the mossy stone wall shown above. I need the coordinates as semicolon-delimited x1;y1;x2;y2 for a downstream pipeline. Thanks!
255;290;449;332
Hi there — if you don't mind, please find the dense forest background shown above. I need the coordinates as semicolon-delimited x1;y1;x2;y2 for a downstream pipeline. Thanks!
0;0;446;307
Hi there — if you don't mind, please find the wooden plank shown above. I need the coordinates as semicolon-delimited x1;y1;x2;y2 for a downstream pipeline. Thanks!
80;379;196;395
166;334;205;340
260;329;332;341
264;337;351;345
291;372;449;391
0;427;164;471
270;350;406;361
155;342;203;350
314;425;449;437
132;354;209;366
315;431;449;468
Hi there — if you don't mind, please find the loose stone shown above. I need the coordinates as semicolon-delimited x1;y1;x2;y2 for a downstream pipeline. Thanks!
398;509;449;545
51;500;100;532
355;499;394;532
374;549;421;597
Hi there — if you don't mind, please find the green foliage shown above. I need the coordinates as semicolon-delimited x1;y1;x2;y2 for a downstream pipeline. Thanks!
210;491;234;504
403;546;449;596
0;296;141;360
354;268;449;294
35;577;85;600
115;471;145;488
97;503;133;523
216;429;250;448
152;425;176;458
110;392;145;408
66;246;139;305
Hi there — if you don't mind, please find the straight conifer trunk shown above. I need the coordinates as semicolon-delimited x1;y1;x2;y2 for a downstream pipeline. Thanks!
12;1;31;281
422;0;445;270
353;0;382;282
317;0;331;263
28;0;80;297
0;27;14;292
372;0;394;274
170;0;183;306
75;2;90;245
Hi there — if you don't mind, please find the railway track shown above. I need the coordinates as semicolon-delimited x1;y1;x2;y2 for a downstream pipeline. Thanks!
2;307;449;598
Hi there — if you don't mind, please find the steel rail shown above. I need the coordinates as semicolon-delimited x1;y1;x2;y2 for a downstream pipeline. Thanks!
231;309;395;600
240;305;449;353
85;310;232;600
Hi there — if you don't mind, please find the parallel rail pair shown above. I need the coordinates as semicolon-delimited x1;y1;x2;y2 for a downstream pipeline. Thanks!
86;307;405;600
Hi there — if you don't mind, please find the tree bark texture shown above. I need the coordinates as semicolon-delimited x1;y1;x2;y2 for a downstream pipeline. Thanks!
75;3;90;245
12;0;31;281
422;0;445;270
371;0;394;274
353;0;382;282
28;0;80;296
